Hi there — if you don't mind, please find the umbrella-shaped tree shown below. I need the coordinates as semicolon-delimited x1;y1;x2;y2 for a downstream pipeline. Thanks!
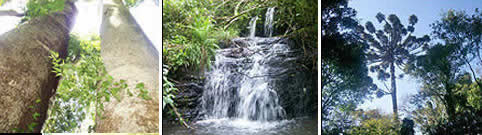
355;12;430;121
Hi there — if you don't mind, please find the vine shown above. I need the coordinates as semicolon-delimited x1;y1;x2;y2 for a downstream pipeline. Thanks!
42;34;151;132
11;98;42;132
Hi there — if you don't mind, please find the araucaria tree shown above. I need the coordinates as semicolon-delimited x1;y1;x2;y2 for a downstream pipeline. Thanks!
356;12;430;121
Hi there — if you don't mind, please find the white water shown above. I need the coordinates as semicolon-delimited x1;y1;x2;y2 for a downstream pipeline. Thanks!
248;16;258;38
199;9;291;133
264;7;275;37
200;37;288;121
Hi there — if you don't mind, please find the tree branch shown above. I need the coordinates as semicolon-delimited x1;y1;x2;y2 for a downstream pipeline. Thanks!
0;9;24;17
169;104;192;129
223;0;268;30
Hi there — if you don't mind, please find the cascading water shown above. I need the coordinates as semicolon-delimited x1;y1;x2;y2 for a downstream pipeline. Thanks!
165;7;317;135
195;7;295;134
264;7;275;37
200;37;288;121
248;16;258;38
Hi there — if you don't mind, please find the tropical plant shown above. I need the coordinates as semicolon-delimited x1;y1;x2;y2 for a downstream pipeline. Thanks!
42;34;150;132
162;64;177;110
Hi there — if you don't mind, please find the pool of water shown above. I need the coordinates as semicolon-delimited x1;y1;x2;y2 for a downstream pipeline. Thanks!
162;117;318;135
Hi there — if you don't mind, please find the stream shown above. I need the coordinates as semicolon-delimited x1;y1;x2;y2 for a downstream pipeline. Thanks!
162;117;317;135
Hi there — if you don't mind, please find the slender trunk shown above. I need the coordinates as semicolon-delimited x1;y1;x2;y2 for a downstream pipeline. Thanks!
390;62;399;122
464;57;482;88
477;44;482;65
443;81;456;124
0;0;77;132
95;0;159;132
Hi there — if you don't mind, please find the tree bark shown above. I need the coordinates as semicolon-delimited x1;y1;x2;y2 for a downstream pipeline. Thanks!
95;0;159;132
0;0;77;133
390;62;399;122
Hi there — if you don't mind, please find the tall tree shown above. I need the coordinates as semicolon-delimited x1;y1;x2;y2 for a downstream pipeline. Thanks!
356;13;430;121
95;0;159;132
322;1;375;133
405;10;482;133
431;9;482;88
406;43;482;134
0;0;77;132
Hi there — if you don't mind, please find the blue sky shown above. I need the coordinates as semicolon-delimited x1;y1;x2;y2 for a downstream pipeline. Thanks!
348;0;482;115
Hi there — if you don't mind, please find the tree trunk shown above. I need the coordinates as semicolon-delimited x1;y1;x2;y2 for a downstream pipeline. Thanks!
0;0;77;133
95;0;159;132
444;82;456;126
390;62;399;122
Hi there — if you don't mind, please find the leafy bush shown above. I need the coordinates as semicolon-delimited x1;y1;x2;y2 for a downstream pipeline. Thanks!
22;0;66;23
42;34;150;132
123;0;144;8
349;109;399;135
162;64;177;109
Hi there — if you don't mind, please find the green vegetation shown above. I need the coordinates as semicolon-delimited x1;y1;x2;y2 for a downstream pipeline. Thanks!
22;0;66;23
163;0;318;127
321;0;375;126
162;65;177;110
404;9;482;134
11;98;43;132
123;0;144;8
0;0;7;6
42;34;150;132
349;110;399;135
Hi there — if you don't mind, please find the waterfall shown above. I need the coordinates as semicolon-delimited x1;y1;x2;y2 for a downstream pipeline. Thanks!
193;9;307;134
200;37;288;121
264;7;275;37
200;8;289;122
248;16;258;38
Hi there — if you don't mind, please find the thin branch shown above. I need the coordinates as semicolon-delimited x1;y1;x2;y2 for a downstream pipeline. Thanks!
223;0;268;30
169;104;192;129
214;0;232;11
463;56;482;88
0;9;24;17
382;82;391;93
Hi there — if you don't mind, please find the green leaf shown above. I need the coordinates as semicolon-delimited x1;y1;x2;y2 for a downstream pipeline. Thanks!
35;99;41;103
136;83;145;89
33;112;40;120
28;122;38;132
0;0;5;7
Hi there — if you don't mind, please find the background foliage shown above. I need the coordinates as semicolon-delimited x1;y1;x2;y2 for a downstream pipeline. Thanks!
21;0;66;23
42;34;150;132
